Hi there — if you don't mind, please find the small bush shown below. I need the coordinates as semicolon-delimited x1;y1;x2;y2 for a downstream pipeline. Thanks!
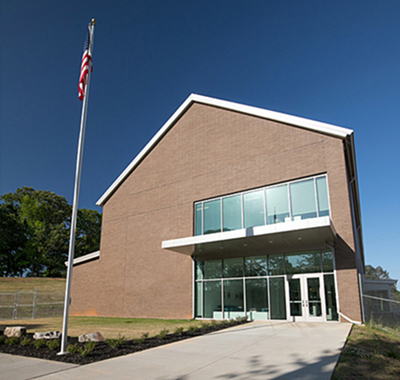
6;337;20;345
33;339;47;348
66;343;80;354
46;339;60;350
20;336;32;346
135;332;149;344
157;328;169;339
0;335;7;344
200;322;209;330
81;341;96;357
106;335;126;349
174;327;184;335
188;325;198;333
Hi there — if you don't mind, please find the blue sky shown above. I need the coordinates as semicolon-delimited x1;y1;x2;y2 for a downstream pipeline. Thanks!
1;1;399;281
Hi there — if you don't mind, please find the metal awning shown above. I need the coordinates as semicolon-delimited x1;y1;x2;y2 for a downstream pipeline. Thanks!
162;216;336;259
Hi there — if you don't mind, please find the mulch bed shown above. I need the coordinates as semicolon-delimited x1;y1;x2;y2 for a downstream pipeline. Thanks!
0;320;249;365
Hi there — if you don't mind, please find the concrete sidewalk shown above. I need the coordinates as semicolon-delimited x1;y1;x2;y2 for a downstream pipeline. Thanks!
1;321;351;380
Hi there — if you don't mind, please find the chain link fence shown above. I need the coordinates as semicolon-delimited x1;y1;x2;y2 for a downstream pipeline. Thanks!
362;292;400;327
0;289;64;320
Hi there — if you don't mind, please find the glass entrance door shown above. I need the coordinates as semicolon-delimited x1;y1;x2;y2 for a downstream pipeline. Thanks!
287;274;326;322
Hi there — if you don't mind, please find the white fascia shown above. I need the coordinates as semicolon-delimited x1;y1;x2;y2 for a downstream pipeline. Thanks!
97;94;353;206
64;251;100;266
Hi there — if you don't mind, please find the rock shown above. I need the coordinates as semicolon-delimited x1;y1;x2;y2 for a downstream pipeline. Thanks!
4;326;26;338
33;331;61;340
78;331;105;343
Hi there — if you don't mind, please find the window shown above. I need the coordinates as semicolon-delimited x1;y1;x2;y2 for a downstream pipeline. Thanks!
290;179;317;220
203;199;221;234
194;175;330;236
266;184;289;224
223;195;242;231
195;250;335;320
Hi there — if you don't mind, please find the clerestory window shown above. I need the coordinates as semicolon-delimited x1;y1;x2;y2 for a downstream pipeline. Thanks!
194;174;330;236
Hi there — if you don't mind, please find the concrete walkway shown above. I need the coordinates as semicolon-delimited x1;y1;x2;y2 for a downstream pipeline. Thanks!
1;321;351;380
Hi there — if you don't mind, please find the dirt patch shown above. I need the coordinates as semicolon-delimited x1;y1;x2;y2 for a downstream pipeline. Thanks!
0;320;248;365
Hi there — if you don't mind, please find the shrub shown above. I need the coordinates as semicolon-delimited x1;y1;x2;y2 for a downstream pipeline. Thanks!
106;335;126;349
157;329;169;339
236;315;248;323
81;341;96;357
135;332;149;344
174;327;184;335
200;322;209;330
20;336;32;346
6;337;20;345
33;339;47;349
46;339;60;350
66;343;80;354
188;325;198;333
0;335;7;344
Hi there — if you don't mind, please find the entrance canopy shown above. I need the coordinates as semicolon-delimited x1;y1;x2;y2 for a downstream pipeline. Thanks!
162;216;336;259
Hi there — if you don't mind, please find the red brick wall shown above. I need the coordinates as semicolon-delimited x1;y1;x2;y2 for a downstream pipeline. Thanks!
71;103;361;321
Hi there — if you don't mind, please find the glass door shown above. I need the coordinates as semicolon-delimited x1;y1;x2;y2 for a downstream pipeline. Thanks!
287;274;326;322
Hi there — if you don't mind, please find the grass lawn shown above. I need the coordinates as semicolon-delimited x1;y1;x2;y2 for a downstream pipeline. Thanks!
0;277;65;293
332;323;400;379
0;316;213;339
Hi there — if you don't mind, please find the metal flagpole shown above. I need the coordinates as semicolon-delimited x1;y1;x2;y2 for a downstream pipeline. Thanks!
58;19;96;355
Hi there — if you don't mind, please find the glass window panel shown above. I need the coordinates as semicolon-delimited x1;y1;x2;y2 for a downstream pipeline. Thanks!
223;258;243;278
285;252;321;274
195;261;203;280
289;279;302;316
322;250;334;272
266;185;290;224
195;282;202;317
204;260;222;279
290;179;318;220
203;199;221;234
224;280;244;317
204;281;222;318
245;256;267;277
269;277;286;319
324;274;338;321
316;176;330;217
246;278;268;313
243;191;265;228
223;195;242;232
195;203;203;235
268;254;284;275
307;278;322;317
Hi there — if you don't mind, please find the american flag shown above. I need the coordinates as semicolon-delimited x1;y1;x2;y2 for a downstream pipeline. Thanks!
78;28;93;100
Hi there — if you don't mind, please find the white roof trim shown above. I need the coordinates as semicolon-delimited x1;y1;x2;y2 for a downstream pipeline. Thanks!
97;94;353;206
64;251;100;266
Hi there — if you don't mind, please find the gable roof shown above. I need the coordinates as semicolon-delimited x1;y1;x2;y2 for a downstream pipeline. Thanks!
96;94;354;206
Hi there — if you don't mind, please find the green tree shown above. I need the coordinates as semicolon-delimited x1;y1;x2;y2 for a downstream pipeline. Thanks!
365;264;398;293
75;208;102;258
365;265;390;280
0;204;28;276
0;187;102;277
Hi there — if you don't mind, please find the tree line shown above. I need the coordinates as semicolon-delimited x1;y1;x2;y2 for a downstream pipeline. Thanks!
0;187;101;278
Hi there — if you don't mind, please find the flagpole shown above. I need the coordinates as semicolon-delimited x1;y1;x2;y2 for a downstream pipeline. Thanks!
58;19;96;355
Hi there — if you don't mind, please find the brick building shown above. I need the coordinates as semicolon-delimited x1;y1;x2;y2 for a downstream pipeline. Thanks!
70;94;364;323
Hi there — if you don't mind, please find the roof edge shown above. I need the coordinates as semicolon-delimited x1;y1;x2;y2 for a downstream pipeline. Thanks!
97;94;353;206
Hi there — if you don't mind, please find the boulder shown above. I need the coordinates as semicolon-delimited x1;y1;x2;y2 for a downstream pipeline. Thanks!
78;331;105;343
33;331;61;340
4;326;26;338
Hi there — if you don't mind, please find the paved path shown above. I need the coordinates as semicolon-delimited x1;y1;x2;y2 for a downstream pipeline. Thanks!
1;321;351;380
